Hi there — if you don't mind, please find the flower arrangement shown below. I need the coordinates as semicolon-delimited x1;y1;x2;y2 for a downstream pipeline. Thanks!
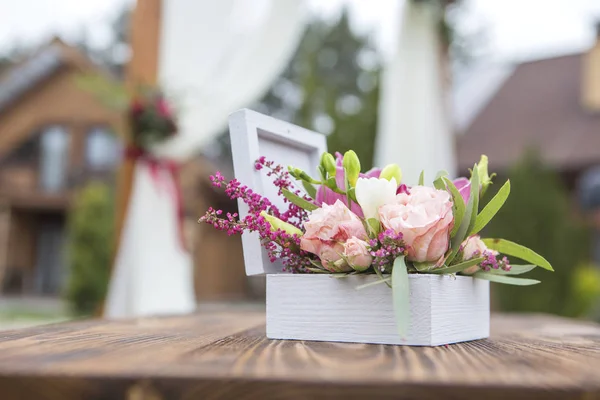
199;151;553;335
75;74;178;149
124;89;187;251
128;89;178;150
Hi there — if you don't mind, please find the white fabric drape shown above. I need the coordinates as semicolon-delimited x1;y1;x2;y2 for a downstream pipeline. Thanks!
374;1;456;185
155;0;307;159
105;162;195;318
105;0;306;319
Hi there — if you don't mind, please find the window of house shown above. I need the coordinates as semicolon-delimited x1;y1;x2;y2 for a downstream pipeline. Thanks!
86;127;119;169
39;125;70;192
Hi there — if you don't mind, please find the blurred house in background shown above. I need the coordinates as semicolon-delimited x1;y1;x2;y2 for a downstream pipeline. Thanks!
0;39;121;296
456;23;600;190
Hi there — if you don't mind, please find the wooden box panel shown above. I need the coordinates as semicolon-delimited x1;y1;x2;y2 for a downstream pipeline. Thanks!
229;109;326;276
267;274;490;346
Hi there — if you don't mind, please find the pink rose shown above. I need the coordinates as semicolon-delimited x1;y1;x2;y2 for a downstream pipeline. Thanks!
301;200;369;272
343;237;373;271
462;235;490;259
379;186;454;263
317;242;347;272
461;235;498;275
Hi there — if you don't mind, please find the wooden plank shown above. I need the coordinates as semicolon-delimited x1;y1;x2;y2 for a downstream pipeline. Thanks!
0;312;597;399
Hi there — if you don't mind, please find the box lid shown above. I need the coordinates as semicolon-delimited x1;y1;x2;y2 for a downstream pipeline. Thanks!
229;109;327;276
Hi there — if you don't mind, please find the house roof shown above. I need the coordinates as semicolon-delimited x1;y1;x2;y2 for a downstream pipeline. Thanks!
0;38;104;114
0;45;63;113
456;53;600;172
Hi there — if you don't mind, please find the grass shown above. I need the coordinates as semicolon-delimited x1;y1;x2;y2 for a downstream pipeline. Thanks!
0;306;72;330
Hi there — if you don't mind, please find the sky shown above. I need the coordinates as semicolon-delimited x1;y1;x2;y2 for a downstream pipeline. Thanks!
1;0;600;62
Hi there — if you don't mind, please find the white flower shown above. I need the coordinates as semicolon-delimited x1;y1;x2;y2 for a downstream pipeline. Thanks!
355;177;397;221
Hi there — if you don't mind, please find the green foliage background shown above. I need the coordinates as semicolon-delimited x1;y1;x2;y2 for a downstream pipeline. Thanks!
484;151;600;318
216;10;380;171
65;182;114;316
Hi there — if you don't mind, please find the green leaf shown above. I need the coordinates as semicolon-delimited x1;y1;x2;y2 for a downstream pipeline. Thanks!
482;239;554;271
466;165;480;235
355;276;391;290
413;261;436;272
432;257;484;275
392;256;410;339
318;165;327;181
347;187;357;203
282;189;318;211
473;272;540;286
471;180;511;235
374;262;392;287
489;264;537;275
324;177;345;194
434;171;450;190
443;177;465;238
435;170;450;180
418;170;425;186
446;168;479;265
433;176;446;191
306;267;330;274
367;218;381;236
75;73;129;110
301;181;317;199
344;171;352;209
332;272;356;278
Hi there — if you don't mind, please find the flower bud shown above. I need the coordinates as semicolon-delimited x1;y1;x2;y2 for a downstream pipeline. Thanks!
476;155;494;196
320;152;337;177
344;237;373;271
298;170;315;183
342;150;361;187
288;166;301;179
260;211;303;236
379;164;402;184
288;166;319;184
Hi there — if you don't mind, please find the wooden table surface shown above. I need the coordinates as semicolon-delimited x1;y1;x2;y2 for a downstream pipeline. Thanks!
0;310;598;400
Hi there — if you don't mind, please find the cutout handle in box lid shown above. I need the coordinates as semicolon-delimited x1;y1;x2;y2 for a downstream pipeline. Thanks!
229;109;327;276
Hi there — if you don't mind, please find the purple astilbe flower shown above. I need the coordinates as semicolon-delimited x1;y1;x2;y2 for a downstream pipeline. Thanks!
209;171;281;218
200;206;313;272
479;251;512;272
254;157;310;228
368;229;407;273
201;159;320;272
315;152;382;217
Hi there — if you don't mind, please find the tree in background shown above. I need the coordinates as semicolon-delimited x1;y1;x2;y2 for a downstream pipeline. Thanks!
484;151;600;318
76;7;131;78
264;9;380;169
65;182;114;315
214;9;380;171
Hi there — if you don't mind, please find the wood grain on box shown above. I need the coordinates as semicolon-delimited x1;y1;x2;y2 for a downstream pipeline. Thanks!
0;311;597;399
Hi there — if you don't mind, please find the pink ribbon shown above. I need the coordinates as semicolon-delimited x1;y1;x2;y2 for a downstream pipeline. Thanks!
125;147;188;252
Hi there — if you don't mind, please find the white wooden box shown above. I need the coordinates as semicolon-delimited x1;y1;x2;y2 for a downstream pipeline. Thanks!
229;109;490;346
267;274;489;346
